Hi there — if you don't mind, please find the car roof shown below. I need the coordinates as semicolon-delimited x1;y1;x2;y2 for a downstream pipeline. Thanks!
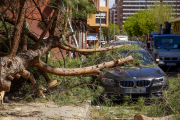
133;49;147;52
112;41;142;45
153;34;180;37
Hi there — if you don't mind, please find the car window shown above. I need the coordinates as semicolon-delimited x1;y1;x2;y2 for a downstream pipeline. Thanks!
155;36;180;49
129;51;154;66
120;51;154;66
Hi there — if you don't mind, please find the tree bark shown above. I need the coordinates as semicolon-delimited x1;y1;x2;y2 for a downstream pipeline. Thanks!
34;56;133;76
20;18;27;52
134;114;173;120
29;73;45;98
8;0;28;60
38;69;50;83
60;42;131;53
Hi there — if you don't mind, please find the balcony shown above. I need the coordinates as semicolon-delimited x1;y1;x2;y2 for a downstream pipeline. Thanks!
123;9;145;11
123;13;136;15
147;1;160;2
123;1;146;2
162;0;176;3
123;5;146;7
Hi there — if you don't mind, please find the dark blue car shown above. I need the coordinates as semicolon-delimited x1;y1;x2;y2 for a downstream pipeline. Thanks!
112;41;143;48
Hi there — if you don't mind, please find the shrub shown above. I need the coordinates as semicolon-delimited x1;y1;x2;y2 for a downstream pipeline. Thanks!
147;76;180;118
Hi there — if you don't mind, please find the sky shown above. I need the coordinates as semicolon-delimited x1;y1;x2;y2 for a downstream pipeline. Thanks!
109;0;115;7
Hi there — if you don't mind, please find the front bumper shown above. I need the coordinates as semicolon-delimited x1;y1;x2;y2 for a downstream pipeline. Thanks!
102;85;168;100
157;60;180;67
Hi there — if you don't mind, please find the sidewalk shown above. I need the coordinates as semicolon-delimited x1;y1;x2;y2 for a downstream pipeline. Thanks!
0;101;91;120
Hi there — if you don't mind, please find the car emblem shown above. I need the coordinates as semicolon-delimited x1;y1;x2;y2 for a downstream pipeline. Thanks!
133;77;136;79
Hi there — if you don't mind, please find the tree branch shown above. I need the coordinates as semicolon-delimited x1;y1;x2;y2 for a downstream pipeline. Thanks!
49;16;57;37
34;2;60;50
3;17;38;42
20;17;27;52
29;72;45;98
59;43;131;53
8;0;28;60
34;56;133;76
32;0;48;26
0;4;10;18
38;69;50;83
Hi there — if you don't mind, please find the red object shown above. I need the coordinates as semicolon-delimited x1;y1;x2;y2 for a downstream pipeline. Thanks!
89;42;93;46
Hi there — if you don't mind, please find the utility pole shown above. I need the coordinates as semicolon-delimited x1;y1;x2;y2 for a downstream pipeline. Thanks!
100;12;101;47
114;9;115;41
98;10;103;47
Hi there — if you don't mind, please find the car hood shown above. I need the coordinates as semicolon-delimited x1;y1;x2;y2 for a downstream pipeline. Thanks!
102;65;165;80
157;49;180;57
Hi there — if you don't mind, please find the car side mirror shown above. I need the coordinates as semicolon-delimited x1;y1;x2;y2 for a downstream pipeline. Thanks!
158;60;165;66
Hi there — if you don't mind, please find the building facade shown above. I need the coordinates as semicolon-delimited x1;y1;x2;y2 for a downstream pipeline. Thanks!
87;0;109;47
113;0;180;34
109;5;116;24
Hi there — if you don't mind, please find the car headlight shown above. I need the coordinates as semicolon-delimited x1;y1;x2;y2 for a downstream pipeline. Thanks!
156;58;159;62
153;76;167;85
102;78;114;84
155;54;159;62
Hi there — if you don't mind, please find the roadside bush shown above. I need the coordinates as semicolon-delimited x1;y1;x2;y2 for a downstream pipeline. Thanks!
147;76;180;118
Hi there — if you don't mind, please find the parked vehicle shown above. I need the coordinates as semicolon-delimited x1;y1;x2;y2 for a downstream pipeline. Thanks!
112;41;143;48
148;21;180;67
115;35;128;41
98;49;167;100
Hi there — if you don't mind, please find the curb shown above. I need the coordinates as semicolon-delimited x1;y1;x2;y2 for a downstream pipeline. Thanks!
81;100;91;120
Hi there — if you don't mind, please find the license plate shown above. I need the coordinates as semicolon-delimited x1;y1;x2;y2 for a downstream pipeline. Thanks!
125;88;146;93
166;63;176;66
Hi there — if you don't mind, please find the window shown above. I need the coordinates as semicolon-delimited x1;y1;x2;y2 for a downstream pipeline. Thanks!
100;0;107;7
96;12;106;24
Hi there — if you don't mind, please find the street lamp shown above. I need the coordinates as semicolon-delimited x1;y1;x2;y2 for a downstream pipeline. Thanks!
113;9;116;41
98;9;103;47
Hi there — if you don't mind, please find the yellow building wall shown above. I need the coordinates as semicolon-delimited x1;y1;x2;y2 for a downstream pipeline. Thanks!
87;0;109;47
173;22;180;34
87;1;109;28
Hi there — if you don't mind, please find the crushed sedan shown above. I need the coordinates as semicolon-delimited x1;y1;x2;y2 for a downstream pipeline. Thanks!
98;49;168;100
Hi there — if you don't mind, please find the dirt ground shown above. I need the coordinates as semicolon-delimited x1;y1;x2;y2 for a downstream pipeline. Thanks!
0;100;90;120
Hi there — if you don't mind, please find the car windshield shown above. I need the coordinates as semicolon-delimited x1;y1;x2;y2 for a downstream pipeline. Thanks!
154;36;180;49
121;51;154;66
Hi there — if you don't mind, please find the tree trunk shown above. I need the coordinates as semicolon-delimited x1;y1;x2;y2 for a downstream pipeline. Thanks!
134;114;173;120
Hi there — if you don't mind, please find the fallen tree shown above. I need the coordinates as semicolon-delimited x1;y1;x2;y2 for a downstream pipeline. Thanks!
0;0;133;99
